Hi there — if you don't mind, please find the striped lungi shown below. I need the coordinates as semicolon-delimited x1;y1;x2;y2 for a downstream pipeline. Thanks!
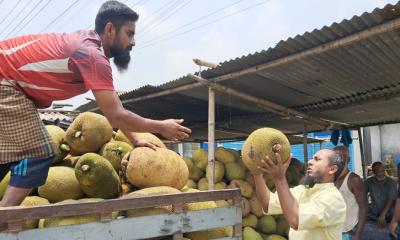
0;85;58;164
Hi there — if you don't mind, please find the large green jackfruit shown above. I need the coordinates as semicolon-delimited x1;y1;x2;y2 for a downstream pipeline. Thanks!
125;186;180;217
75;153;120;199
38;167;84;202
100;140;133;172
65;112;113;155
40;198;117;228
242;128;290;174
225;162;246;181
243;226;263;240
126;147;188;189
45;125;70;163
0;172;10;199
257;215;277;234
215;147;236;164
192;148;208;171
20;196;50;229
183;157;204;181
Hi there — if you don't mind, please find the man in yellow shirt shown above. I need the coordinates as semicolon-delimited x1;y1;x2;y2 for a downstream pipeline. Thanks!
254;147;346;240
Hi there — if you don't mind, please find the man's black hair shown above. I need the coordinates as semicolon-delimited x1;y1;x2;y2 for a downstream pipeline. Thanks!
95;1;139;34
329;151;345;180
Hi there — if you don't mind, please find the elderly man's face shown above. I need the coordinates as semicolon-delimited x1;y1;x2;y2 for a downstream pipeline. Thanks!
306;149;336;182
373;164;386;181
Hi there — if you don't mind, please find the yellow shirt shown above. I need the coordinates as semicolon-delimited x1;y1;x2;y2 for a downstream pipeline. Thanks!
267;183;346;240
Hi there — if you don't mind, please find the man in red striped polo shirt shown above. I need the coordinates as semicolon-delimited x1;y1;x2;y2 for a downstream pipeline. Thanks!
0;0;191;226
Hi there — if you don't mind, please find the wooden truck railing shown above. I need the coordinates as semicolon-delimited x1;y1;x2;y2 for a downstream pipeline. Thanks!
0;189;242;240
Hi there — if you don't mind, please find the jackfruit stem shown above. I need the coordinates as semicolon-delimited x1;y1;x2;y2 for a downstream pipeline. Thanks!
75;131;82;138
81;165;90;172
60;144;70;152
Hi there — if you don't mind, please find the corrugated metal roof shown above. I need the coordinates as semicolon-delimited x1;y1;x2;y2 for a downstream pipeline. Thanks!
77;2;400;141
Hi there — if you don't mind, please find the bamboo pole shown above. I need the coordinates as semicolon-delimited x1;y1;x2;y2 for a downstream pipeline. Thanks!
207;87;215;190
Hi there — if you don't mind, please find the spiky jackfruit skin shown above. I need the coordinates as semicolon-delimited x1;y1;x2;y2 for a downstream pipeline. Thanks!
100;141;133;172
20;196;50;229
243;214;258;228
45;125;70;163
257;215;277;235
225;162;246;181
65;112;113;155
75;153;120;199
192;148;208;171
242;128;290;174
228;180;253;198
38;167;84;203
215;147;236;164
0;172;10;199
114;130;166;148
243;226;263;240
183;157;204;181
126;147;189;189
40;198;117;228
125;186;181;217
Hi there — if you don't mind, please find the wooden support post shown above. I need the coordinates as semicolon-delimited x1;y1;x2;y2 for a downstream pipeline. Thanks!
303;124;308;169
232;195;242;238
358;128;367;180
207;87;215;190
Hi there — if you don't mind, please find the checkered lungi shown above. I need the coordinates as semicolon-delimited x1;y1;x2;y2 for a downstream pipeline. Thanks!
0;85;58;164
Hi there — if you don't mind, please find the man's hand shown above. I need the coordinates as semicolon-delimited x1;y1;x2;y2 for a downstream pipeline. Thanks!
257;144;291;181
378;213;387;227
132;138;158;150
160;119;191;142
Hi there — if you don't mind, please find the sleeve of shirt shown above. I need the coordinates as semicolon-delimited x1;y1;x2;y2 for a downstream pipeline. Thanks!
297;191;346;230
266;185;305;215
69;46;114;91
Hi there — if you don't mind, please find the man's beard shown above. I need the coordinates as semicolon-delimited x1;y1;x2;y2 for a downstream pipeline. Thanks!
113;50;131;72
110;42;132;73
299;174;321;188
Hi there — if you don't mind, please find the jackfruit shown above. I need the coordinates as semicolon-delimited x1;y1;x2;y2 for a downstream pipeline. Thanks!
215;182;227;190
265;234;287;240
38;166;83;202
0;172;10;199
75;153;120;199
100;141;133;172
275;215;289;237
41;198;117;228
243;214;258;228
65;112;113;155
243;227;263;240
198;177;209;191
242;128;290;174
185;179;197;189
205;161;225;183
225;162;246;181
192;148;208;171
20;196;50;229
125;186;180;217
257;215;277;234
215;147;236;164
183;157;204;181
115;130;166;148
226;149;240;161
45;125;70;163
228;180;253;198
126;147;189;189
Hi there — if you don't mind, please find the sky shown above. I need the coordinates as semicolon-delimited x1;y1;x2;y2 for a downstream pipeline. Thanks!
0;0;397;110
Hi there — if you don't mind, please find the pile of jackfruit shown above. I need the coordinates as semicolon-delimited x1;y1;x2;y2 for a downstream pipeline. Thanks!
183;128;304;240
0;113;303;240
